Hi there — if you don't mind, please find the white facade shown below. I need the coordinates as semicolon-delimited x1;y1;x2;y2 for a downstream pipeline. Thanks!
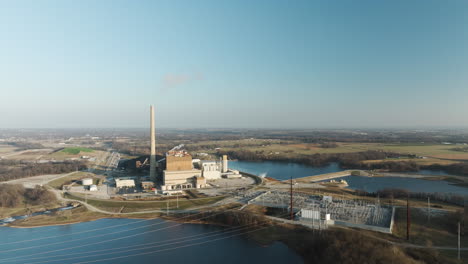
162;169;202;190
82;178;93;186
89;185;98;191
222;155;228;173
201;161;222;179
115;178;135;188
300;209;320;220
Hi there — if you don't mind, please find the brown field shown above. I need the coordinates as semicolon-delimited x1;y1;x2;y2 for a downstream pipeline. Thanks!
0;145;17;153
201;140;468;164
431;153;468;160
362;158;458;166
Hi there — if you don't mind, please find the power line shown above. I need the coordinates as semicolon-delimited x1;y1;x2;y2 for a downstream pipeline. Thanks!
27;219;274;264
0;209;236;262
0;217;152;246
72;220;276;264
5;222;253;263
0;218;117;241
9;211;285;263
0;210;209;254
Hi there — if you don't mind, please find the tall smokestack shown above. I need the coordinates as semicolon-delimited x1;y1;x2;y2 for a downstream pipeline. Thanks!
150;105;157;182
222;155;228;173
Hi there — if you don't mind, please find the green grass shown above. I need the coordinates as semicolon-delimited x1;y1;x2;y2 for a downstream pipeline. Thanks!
64;193;226;213
60;147;94;155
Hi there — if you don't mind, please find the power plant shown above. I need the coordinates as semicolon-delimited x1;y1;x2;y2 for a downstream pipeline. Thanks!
149;105;157;182
147;106;240;193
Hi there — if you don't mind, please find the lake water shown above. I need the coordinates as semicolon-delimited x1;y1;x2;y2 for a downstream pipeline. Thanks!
331;175;468;195
230;160;468;195
0;218;303;264
229;160;341;180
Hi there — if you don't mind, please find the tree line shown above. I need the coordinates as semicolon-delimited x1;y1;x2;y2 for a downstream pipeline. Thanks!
0;160;88;182
218;148;468;175
178;210;452;264
0;184;56;208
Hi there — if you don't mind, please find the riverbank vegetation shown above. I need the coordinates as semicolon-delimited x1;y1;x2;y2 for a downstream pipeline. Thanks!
180;208;456;264
0;184;56;208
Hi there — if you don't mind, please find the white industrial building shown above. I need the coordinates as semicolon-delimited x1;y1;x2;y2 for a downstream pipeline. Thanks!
115;178;136;188
82;178;93;186
200;161;222;179
198;155;241;179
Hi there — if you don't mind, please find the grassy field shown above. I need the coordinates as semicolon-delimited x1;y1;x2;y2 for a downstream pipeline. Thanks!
392;207;462;246
10;206;109;227
194;139;468;165
64;193;226;213
59;147;94;155
362;157;459;166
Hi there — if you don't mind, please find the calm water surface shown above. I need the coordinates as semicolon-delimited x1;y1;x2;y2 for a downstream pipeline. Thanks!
230;160;468;195
332;175;468;195
0;218;303;264
229;160;341;180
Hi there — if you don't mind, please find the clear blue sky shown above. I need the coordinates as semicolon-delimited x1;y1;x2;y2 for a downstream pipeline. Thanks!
0;0;467;128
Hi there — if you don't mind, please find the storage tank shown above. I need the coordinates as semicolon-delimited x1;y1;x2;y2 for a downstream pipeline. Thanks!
82;178;93;186
222;155;228;173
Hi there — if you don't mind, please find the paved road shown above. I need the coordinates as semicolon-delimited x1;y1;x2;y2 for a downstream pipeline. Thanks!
1;171;77;188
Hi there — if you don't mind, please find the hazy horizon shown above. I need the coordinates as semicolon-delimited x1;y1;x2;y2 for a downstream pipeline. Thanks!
1;0;467;128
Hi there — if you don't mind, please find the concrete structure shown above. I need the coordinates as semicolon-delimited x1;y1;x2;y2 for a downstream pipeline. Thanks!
161;148;204;190
89;185;98;191
82;178;93;186
166;155;193;171
201;161;222;179
222;155;228;173
163;170;202;189
195;176;207;188
150;105;157;182
115;178;136;188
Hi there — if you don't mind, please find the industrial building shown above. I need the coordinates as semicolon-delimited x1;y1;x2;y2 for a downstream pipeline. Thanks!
198;155;241;179
200;160;222;179
160;148;205;190
147;105;241;191
115;178;136;188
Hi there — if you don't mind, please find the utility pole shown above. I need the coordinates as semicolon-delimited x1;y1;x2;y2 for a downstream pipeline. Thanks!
176;193;179;209
290;175;294;221
427;197;430;223
407;195;411;241
458;221;461;260
166;201;169;216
